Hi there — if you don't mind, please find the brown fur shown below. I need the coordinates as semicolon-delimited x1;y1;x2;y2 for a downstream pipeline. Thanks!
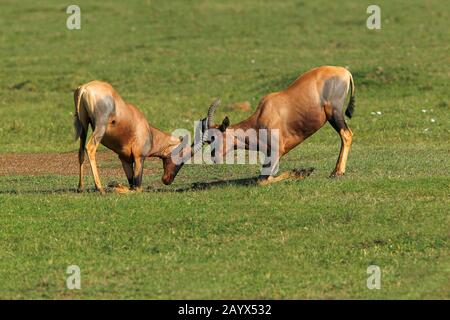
74;81;190;193
209;66;355;182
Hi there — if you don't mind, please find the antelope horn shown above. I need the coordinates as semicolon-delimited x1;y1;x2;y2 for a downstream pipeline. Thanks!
207;98;221;129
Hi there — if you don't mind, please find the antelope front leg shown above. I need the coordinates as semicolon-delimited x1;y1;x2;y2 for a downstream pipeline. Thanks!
258;171;292;186
257;154;288;186
120;158;134;188
106;158;134;194
257;148;313;185
131;156;145;192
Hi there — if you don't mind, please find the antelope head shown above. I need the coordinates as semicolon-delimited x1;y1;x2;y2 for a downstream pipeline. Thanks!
198;99;230;163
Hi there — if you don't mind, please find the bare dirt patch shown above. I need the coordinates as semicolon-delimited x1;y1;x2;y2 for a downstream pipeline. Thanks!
0;152;158;177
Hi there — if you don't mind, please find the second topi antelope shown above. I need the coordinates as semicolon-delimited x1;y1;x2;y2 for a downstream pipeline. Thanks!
198;66;356;185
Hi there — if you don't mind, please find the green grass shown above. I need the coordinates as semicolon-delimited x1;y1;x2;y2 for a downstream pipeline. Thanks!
0;0;449;299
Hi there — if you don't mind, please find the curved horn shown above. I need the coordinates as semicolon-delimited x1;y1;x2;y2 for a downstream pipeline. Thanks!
207;98;221;128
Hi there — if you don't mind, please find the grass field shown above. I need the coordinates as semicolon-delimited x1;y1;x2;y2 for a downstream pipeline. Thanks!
0;0;449;299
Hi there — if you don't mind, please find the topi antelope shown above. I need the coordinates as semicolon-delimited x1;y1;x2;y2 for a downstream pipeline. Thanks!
73;81;196;193
199;66;355;185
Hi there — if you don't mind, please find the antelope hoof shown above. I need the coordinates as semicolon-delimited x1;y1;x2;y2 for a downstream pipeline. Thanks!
96;187;106;194
329;171;345;178
131;187;143;193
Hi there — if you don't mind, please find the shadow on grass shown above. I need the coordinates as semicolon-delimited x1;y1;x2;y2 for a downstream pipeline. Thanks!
0;180;256;195
163;176;259;193
0;168;314;194
0;187;80;195
152;167;315;192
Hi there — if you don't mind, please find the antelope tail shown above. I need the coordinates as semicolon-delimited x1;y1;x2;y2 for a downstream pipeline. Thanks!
345;73;355;119
73;86;85;141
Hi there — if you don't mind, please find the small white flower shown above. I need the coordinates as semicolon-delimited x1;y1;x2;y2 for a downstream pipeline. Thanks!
430;118;436;123
376;111;382;115
371;112;376;115
251;59;255;64
424;128;429;132
421;109;427;113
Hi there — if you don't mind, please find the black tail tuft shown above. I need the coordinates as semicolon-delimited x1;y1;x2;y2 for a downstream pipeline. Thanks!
73;86;84;141
345;95;355;118
345;74;355;118
74;113;82;141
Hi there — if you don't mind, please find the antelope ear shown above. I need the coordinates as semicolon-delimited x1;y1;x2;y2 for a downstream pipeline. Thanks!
219;116;230;132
